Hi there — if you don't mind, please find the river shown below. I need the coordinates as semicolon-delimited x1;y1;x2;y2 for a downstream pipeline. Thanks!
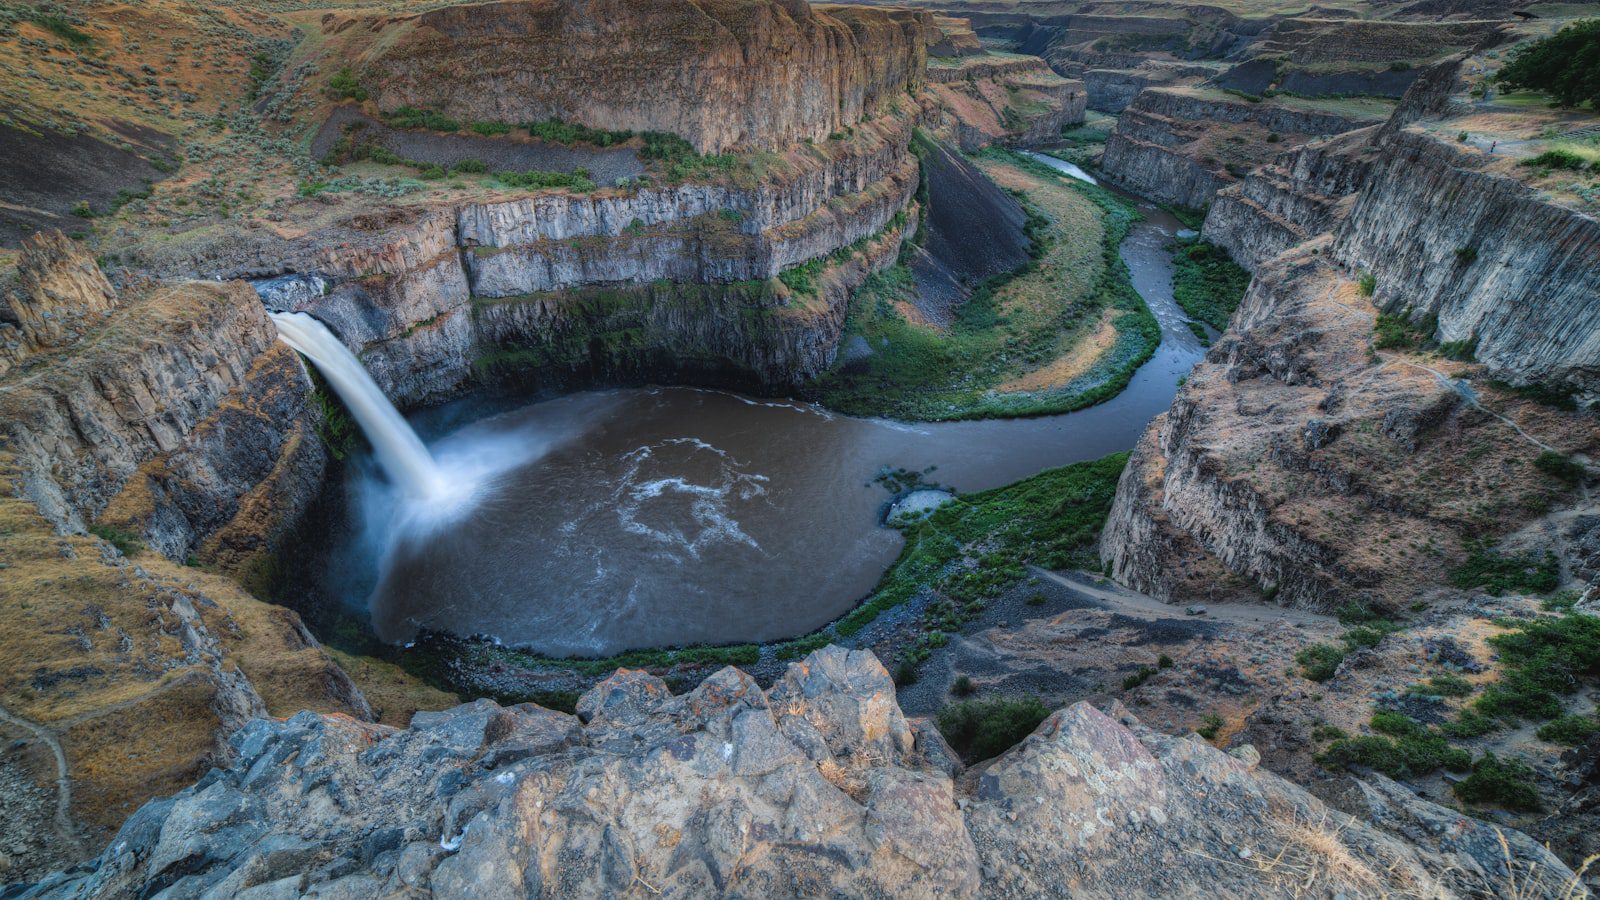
335;159;1206;656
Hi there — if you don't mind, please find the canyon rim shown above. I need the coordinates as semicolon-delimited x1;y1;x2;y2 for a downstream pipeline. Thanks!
2;0;1599;896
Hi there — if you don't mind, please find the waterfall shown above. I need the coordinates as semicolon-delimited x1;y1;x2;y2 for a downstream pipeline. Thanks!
269;312;451;501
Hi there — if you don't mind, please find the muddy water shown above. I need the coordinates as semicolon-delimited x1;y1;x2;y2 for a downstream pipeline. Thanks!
348;174;1204;657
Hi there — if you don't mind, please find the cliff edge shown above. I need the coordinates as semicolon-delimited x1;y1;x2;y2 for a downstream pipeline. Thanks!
21;647;1578;898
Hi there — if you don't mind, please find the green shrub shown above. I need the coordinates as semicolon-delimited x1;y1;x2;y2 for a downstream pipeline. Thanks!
952;675;977;697
1316;712;1471;778
493;169;596;193
1449;543;1560;595
89;525;143;556
528;118;634;147
31;14;92;46
1454;246;1478;264
1373;313;1424;349
1122;666;1158;690
1158;654;1174;669
1197;713;1224;740
1357;273;1376;296
1452;752;1542;811
327;67;367;102
383;106;460;132
470;121;513;136
1297;643;1346;682
1408;673;1474;697
1311;724;1348;741
1442;708;1499;738
1537;713;1600;745
936;697;1052;762
1170;240;1251;332
1533;451;1586;485
451;159;488;174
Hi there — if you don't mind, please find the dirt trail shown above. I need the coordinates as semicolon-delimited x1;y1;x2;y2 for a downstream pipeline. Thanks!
0;704;83;857
1029;567;1336;628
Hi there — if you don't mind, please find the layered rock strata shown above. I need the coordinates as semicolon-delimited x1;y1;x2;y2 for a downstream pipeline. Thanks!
925;53;1087;150
1100;87;1377;209
344;0;929;154
1200;127;1377;271
25;647;1578;898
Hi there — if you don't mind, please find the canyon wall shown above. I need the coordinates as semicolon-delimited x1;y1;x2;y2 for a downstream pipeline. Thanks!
0;232;375;878
1334;131;1600;396
1103;72;1600;610
1099;88;1372;209
1200;127;1377;271
347;0;929;154
925;54;1087;151
28;647;1578;899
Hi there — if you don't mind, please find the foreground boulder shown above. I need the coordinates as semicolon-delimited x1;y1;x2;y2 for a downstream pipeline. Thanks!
24;647;1578;898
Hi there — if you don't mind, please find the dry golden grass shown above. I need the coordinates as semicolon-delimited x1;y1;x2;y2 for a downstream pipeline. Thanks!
998;308;1117;392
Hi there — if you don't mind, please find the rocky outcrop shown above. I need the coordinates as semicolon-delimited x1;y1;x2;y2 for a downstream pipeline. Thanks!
344;0;929;154
1334;130;1600;396
0;233;375;880
0;231;119;369
925;53;1087;151
1100;88;1373;209
0;233;324;565
1201;127;1377;271
24;646;1579;898
1199;56;1468;273
1100;247;1597;610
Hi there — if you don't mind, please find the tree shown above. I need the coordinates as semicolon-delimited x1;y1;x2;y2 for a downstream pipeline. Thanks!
1494;19;1600;109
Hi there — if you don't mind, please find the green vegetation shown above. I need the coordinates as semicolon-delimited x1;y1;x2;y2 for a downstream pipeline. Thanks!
326;67;367;102
1487;378;1581;411
1296;620;1403;682
470;121;513;136
30;13;91;46
822;453;1128;649
812;150;1158;420
382;106;461;133
88;525;143;557
1533;451;1586;485
1357;272;1376;297
1170;240;1251;331
1521;148;1599;173
527;117;635;147
1197;713;1225;740
1122;665;1158;689
1316;711;1471;778
493;169;596;193
1494;19;1600;109
1408;673;1474;698
1449;542;1560;595
1372;312;1431;350
308;371;361;462
1537;713;1600;745
936;696;1052;762
1452;753;1542;811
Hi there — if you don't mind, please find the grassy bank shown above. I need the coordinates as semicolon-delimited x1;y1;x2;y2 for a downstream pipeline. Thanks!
808;150;1159;421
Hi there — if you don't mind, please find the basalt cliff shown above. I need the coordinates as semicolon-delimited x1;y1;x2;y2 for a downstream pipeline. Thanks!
1100;59;1600;611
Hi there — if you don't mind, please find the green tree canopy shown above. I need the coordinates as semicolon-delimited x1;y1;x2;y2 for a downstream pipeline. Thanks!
1495;19;1600;109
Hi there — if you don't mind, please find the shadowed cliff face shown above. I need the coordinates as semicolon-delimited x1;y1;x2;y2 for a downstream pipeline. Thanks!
349;0;929;154
24;646;1579;898
0;232;377;880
